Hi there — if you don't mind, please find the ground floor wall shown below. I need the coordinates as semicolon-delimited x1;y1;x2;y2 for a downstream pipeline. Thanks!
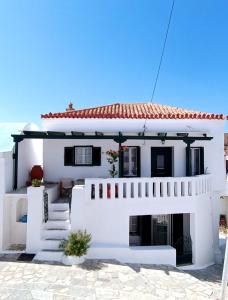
71;186;215;268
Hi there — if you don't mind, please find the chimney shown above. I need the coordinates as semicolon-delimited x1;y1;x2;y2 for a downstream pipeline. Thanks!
66;101;75;112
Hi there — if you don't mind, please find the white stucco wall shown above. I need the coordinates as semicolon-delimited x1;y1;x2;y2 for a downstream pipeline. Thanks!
17;138;43;189
2;195;27;250
71;181;214;268
43;119;225;194
41;118;225;266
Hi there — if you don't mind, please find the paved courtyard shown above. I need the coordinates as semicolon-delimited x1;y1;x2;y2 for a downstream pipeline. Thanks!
0;254;226;299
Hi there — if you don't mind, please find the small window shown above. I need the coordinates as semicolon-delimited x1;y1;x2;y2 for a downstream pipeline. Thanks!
75;146;93;165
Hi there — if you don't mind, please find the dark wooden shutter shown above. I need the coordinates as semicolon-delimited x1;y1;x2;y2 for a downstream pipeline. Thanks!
92;147;101;166
186;146;192;176
137;146;141;177
200;147;204;174
64;147;75;166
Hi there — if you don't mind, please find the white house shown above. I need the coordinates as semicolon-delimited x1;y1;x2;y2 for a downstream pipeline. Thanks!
0;102;227;269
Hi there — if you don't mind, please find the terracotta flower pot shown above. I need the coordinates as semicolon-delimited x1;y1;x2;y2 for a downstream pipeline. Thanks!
31;165;43;180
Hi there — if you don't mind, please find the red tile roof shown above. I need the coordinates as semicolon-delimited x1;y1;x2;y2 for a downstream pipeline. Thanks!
41;102;226;120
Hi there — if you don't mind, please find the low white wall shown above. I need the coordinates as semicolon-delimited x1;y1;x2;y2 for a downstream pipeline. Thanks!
1;195;27;250
26;185;58;253
0;151;13;250
87;245;176;265
26;186;44;253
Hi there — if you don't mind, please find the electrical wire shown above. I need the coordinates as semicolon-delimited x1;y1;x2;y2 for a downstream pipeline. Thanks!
143;0;175;137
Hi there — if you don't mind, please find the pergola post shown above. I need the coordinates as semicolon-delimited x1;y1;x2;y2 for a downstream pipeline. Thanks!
118;139;122;178
183;137;195;177
13;141;18;190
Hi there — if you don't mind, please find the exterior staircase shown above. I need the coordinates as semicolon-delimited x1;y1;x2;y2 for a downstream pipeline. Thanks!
34;202;71;262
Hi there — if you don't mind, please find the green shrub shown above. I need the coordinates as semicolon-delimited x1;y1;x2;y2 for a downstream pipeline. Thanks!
31;179;42;187
59;230;91;257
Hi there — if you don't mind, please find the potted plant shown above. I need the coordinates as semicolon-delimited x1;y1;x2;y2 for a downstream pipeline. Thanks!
59;230;91;265
31;179;42;187
30;165;43;180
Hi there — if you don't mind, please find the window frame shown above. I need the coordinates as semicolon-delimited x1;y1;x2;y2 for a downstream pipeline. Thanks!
74;145;93;166
122;146;140;177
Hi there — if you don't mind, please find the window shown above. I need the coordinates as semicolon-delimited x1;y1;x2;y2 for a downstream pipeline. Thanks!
75;146;92;165
123;147;139;177
190;147;204;176
64;146;101;166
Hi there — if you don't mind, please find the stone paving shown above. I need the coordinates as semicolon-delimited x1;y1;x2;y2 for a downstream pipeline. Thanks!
0;254;226;299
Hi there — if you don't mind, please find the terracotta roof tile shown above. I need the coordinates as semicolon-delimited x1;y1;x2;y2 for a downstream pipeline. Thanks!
41;102;226;120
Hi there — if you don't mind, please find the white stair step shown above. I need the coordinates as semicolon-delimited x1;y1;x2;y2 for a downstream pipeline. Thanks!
49;210;69;220
41;238;62;250
34;250;63;262
42;229;70;239
49;203;69;211
43;220;71;230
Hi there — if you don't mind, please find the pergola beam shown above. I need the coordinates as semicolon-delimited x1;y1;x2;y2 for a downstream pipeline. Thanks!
12;132;213;144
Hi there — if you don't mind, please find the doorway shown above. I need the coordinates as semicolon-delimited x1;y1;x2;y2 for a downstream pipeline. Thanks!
151;147;173;177
129;213;192;265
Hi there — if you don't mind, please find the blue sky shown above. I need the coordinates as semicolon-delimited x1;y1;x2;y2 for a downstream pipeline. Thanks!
0;0;227;129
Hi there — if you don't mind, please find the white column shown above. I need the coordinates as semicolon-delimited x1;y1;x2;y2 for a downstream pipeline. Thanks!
26;186;44;253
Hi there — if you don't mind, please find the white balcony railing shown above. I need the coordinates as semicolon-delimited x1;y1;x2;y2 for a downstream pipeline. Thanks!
84;174;212;201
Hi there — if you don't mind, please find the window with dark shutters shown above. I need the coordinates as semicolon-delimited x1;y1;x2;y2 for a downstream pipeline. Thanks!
64;147;75;166
186;147;204;176
64;146;101;166
92;147;101;166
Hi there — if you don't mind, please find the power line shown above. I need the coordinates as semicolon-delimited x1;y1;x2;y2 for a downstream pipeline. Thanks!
150;0;175;103
143;0;175;136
